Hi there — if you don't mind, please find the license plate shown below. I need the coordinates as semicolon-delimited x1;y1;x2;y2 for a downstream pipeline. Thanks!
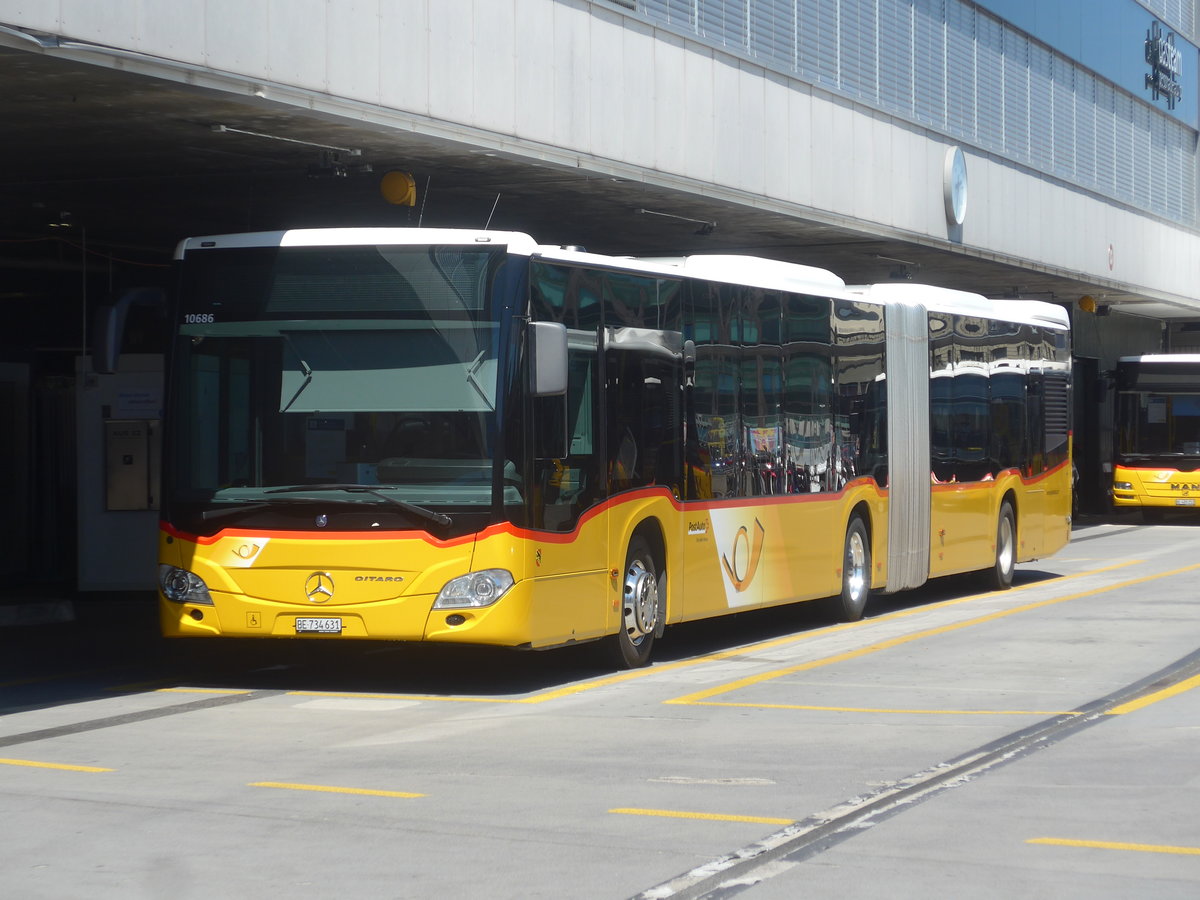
295;617;342;634
1175;498;1196;507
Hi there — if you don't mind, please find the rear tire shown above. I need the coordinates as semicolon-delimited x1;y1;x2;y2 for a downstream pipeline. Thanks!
987;501;1016;590
606;535;661;669
830;516;871;622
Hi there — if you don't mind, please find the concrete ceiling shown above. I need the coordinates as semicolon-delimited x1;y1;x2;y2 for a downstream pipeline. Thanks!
0;40;1193;322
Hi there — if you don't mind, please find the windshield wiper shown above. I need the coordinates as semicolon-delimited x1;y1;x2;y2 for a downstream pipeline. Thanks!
280;333;313;413
201;500;273;522
264;484;452;527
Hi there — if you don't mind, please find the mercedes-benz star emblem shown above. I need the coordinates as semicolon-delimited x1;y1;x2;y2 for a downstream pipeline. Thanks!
304;572;335;604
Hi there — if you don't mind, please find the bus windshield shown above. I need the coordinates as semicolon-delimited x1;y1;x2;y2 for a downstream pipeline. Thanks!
165;244;520;526
1115;359;1200;460
1117;391;1200;457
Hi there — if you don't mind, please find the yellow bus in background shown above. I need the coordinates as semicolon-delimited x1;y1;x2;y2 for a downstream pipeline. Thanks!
1112;354;1200;522
97;229;1072;667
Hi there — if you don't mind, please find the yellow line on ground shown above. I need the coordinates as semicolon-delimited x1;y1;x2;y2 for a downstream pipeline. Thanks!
249;781;424;798
610;807;795;826
521;561;1142;705
268;562;1138;708
679;701;1080;716
109;682;251;694
287;690;514;703
666;562;1200;707
1028;837;1200;856
0;757;112;773
1107;671;1200;715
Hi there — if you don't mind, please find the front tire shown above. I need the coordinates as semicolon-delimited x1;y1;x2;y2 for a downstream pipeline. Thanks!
987;501;1016;590
607;535;661;669
831;516;871;622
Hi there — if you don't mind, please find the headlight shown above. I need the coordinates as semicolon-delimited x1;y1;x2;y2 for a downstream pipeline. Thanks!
159;564;214;605
1113;481;1133;491
433;569;514;609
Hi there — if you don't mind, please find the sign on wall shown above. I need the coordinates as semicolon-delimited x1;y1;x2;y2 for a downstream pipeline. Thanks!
1145;20;1183;111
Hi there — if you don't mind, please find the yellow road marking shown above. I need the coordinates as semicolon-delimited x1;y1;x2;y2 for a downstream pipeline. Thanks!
250;781;424;798
152;562;1136;710
610;807;794;826
681;701;1079;716
273;562;1137;708
287;690;509;703
107;681;253;694
1028;837;1200;856
522;560;1142;704
667;562;1200;706
1108;671;1200;715
0;757;112;773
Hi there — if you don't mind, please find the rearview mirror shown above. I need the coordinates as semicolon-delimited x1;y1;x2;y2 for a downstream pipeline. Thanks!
529;321;568;397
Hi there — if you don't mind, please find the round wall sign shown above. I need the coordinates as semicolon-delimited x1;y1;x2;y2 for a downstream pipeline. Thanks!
943;146;968;226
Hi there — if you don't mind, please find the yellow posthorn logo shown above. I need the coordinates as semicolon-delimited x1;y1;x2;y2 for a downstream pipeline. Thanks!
722;519;765;592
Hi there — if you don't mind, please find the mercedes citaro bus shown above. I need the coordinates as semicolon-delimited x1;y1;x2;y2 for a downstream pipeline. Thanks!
95;228;1072;667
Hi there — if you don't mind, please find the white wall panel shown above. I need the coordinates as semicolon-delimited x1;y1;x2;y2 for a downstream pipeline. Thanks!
0;1;63;32
784;85;813;209
59;0;136;44
828;99;855;216
551;0;589;152
851;110;884;225
734;61;766;195
586;7;627;164
428;0;474;128
807;91;834;212
652;29;688;176
379;0;428;116
886;125;915;230
140;0;206;64
681;44;715;184
761;72;790;203
513;0;554;143
268;0;327;91
710;53;742;191
327;0;382;104
204;0;270;78
472;0;516;135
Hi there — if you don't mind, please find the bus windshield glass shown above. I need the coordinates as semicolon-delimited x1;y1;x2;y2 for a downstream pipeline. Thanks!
166;244;518;522
1115;360;1200;460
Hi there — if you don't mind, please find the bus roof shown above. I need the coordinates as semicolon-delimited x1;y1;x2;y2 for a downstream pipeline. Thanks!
174;228;544;258
852;282;1070;330
1118;354;1200;364
173;228;1069;331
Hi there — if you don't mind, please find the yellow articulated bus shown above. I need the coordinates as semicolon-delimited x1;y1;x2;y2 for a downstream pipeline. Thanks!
96;229;1072;667
1112;354;1200;522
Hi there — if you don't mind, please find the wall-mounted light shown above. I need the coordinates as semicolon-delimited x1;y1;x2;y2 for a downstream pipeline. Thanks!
380;171;417;206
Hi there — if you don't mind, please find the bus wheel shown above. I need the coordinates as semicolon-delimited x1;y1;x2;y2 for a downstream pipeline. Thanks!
609;536;660;669
987;501;1016;590
832;516;871;622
